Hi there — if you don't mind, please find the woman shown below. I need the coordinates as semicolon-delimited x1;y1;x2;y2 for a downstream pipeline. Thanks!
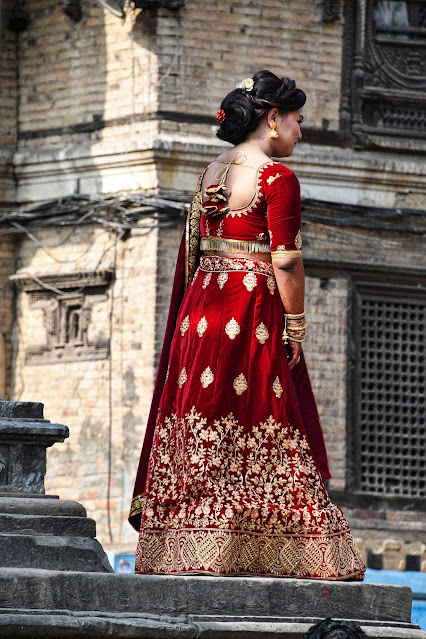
129;70;365;580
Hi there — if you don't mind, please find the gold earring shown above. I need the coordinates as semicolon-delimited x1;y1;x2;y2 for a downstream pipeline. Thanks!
269;121;279;139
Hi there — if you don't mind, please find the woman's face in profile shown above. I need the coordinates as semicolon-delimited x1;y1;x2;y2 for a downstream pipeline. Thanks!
275;109;304;157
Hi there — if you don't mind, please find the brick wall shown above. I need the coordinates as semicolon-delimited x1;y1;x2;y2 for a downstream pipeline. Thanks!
17;0;159;148
155;0;343;135
303;275;348;492
0;7;17;148
13;221;159;549
0;235;16;399
16;0;343;149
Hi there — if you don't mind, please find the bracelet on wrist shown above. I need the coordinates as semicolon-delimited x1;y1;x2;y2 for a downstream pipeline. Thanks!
282;311;306;344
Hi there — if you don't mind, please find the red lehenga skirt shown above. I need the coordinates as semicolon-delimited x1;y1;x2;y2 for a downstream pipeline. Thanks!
135;255;365;580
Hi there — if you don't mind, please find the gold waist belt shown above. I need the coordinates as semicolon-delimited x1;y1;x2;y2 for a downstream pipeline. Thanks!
200;237;271;254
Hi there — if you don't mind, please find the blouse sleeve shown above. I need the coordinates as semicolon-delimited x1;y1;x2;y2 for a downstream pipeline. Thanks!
264;167;303;258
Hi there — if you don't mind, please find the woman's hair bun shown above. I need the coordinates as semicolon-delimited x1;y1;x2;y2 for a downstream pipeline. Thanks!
216;70;306;146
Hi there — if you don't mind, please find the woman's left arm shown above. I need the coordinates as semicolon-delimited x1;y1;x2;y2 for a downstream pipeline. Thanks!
272;257;304;370
265;167;305;371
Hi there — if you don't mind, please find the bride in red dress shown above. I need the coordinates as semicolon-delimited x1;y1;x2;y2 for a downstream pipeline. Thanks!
129;70;365;580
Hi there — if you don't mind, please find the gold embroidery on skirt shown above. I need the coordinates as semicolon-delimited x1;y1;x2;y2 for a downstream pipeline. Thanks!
202;272;212;289
137;406;366;578
272;376;283;398
225;318;241;340
233;373;248;395
255;322;269;344
243;271;257;292
180;316;190;336
295;229;302;250
136;528;364;580
178;368;188;387
197;316;208;337
267;277;276;295
192;268;200;285
217;272;228;290
200;367;214;388
200;255;274;278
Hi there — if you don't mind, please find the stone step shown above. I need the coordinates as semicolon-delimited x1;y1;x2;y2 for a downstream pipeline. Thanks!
0;496;87;517
0;512;96;536
0;534;112;572
0;569;423;639
0;569;414;622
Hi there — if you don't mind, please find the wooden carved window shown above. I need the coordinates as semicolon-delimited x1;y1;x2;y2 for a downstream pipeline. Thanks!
10;270;113;364
341;0;426;151
349;281;425;505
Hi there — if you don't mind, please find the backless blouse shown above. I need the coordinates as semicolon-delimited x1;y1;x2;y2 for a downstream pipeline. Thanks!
199;160;303;259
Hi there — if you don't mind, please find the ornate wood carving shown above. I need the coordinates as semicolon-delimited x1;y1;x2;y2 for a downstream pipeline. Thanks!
10;270;113;364
341;0;426;150
322;0;341;22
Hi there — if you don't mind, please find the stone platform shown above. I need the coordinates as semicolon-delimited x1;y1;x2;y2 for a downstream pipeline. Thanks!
0;570;424;639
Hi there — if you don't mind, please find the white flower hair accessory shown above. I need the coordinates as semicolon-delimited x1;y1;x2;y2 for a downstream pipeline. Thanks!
236;77;254;91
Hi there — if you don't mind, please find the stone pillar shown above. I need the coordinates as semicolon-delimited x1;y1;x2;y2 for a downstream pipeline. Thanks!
0;398;112;572
0;399;68;494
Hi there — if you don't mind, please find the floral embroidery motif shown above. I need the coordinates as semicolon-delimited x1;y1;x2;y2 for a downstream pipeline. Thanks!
216;218;225;238
186;169;207;289
295;229;302;250
200;367;214;388
200;255;274;278
267;277;276;295
191;268;200;285
267;173;281;185
233;373;248;395
276;244;286;251
255;322;269;344
243;272;257;291
268;230;273;241
178;368;187;388
205;218;211;237
256;232;266;241
272;376;283;398
225;318;241;340
217;272;228;290
202;272;212;289
197;316;208;337
180;316;190;336
136;406;366;579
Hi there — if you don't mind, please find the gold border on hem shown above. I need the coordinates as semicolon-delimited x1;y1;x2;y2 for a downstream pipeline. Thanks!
136;526;366;580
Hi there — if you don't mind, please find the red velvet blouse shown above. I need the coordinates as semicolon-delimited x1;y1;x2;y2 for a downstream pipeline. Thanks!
200;161;302;258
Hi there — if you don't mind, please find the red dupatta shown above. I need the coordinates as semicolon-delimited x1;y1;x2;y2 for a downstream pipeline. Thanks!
128;173;330;532
129;174;203;531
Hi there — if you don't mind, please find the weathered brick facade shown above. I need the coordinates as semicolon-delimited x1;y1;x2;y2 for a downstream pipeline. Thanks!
0;0;424;569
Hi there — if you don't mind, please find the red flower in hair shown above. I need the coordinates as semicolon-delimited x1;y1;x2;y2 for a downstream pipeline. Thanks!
216;109;226;124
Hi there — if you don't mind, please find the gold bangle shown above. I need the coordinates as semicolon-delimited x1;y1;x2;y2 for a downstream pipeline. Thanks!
285;311;305;319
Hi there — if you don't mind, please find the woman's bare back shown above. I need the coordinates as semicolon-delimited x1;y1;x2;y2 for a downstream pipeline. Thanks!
201;144;273;261
201;144;271;212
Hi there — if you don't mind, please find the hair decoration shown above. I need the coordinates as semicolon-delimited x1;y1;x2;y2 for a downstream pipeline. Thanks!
236;77;254;92
215;109;226;123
